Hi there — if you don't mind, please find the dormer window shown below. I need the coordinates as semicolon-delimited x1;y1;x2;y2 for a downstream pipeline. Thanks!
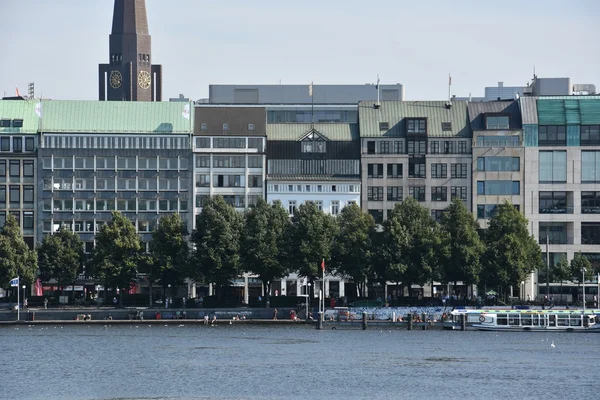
407;118;426;134
0;119;11;128
200;122;208;131
12;119;23;128
485;115;510;130
379;122;389;131
248;123;255;131
441;122;452;131
222;123;229;131
300;131;326;153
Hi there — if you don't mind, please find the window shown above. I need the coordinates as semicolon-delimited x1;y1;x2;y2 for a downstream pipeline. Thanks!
248;175;262;188
431;163;447;178
0;185;5;207
288;201;297;215
477;157;520;171
317;185;322;192
539;191;569;214
195;195;208;207
248;156;262;168
476;135;520;147
477;181;520;195
331;201;340;215
477;205;499;219
430;141;439;154
458;141;467;154
9;160;20;177
213;138;246;148
9;185;20;205
196;137;210;148
13;137;22;152
379;141;391;154
580;125;600;146
582;151;600;183
25;137;35;151
431;186;448;201
485;115;510;129
23;211;33;231
582;192;600;214
368;164;383;178
387;186;402;201
200;122;208;131
12;119;23;128
0;137;11;152
409;186;426;202
407;118;426;133
431;210;444;222
23;186;34;205
443;141;454;154
247;195;261;207
301;139;326;153
248;123;255;131
539;151;567;183
22;161;34;177
368;209;383;224
331;185;336;192
409;157;426;178
0;160;5;179
451;186;468;201
451;163;468;178
407;139;426;154
581;223;600;245
367;141;376;154
379;122;389;131
393;141;403;154
387;164;402;178
539;223;568;245
315;201;323;211
0;120;11;128
222;123;229;131
248;138;263;151
367;186;383;201
538;126;566;146
213;155;245;168
441;122;452;131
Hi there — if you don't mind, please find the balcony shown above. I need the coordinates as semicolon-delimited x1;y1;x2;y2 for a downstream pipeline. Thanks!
582;206;600;214
539;206;573;214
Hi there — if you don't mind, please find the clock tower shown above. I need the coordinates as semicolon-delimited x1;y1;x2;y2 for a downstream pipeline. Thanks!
99;0;162;101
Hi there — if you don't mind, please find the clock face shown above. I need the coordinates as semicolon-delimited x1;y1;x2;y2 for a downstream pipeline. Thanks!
138;71;151;90
109;70;122;89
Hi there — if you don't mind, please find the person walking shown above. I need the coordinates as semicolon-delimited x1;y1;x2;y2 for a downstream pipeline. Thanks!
44;298;48;309
273;308;278;320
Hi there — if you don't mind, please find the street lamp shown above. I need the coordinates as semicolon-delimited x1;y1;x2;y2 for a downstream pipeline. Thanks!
96;285;101;309
22;285;26;308
167;284;171;309
305;283;312;320
582;268;586;313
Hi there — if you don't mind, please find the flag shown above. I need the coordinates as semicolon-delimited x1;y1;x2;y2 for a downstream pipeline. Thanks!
321;259;325;272
449;74;452;86
182;103;190;120
35;102;42;118
376;74;380;90
309;82;313;97
16;87;20;97
10;277;19;287
35;279;43;296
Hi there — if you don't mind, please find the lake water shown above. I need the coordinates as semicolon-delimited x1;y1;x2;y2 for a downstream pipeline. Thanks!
0;324;598;400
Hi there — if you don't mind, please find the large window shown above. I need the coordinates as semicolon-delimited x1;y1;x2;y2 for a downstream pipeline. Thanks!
430;141;440;154
485;115;510;130
379;141;391;154
9;160;20;177
431;163;447;178
407;118;426;134
367;164;383;178
431;186;447;201
213;156;245;168
451;186;467;201
580;125;600;146
301;140;326;153
387;186;403;201
476;135;520;147
409;186;425;202
539;223;568;245
582;151;600;183
582;192;600;214
477;181;520;195
451;163;468;178
213;138;246;149
539;151;567;183
387;164;402;178
539;191;569;214
581;223;600;245
477;205;499;219
407;139;426;155
367;186;384;201
538;126;566;146
477;157;519;171
409;158;426;178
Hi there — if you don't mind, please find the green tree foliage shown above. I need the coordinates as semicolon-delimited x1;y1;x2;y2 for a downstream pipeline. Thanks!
37;226;84;288
0;214;37;287
241;199;291;301
552;255;571;303
370;210;409;290
482;201;543;291
90;212;142;300
440;198;485;289
288;202;338;296
149;213;189;303
192;196;243;296
331;203;375;297
570;252;593;283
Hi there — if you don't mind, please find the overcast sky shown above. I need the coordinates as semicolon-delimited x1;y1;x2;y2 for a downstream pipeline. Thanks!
0;0;598;101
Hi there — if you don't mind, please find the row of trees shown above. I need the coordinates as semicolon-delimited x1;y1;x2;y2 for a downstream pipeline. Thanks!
2;195;574;304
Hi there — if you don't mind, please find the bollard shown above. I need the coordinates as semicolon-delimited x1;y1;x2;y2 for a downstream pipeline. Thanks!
317;311;323;330
362;312;367;330
407;313;413;330
392;312;396;323
460;313;466;331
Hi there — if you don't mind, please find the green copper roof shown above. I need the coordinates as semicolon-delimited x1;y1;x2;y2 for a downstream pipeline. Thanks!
41;100;194;134
358;100;471;137
267;123;358;141
0;100;41;134
538;99;600;125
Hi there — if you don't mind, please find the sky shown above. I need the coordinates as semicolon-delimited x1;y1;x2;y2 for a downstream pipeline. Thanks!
0;0;599;102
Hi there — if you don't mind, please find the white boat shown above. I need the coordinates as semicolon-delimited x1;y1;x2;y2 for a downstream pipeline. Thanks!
453;309;600;332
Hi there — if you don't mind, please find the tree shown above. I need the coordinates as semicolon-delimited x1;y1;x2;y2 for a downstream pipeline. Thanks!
241;199;291;304
371;212;410;296
570;252;593;305
552;255;570;304
90;212;143;304
440;198;485;295
191;196;243;299
331;203;375;298
37;226;85;290
288;202;338;299
149;213;189;305
482;201;543;296
0;214;37;290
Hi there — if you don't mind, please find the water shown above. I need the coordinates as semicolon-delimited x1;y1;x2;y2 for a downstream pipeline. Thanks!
0;324;598;400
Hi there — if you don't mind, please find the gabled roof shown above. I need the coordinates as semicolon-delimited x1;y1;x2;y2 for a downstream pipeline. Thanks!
358;100;471;137
0;100;40;134
267;123;358;141
41;100;194;134
468;101;522;130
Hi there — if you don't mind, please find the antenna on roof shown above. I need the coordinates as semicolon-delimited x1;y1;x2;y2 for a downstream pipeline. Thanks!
446;74;453;109
374;74;381;109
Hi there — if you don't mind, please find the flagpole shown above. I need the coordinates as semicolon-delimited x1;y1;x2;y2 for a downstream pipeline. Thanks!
17;276;20;322
322;260;325;314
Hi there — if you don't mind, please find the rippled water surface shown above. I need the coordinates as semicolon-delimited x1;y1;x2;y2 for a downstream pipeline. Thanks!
0;324;598;400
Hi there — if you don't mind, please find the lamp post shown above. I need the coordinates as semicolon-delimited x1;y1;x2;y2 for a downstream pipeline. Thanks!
582;267;586;313
167;284;171;309
305;282;311;320
96;285;100;309
22;285;26;308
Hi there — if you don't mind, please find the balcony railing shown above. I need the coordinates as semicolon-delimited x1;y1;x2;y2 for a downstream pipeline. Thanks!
582;206;600;214
539;207;573;214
